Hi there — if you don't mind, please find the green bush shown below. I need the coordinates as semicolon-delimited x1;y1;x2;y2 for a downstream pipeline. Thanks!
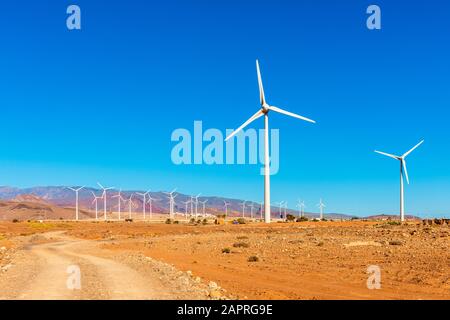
165;218;172;224
236;218;246;224
248;256;259;262
296;216;308;222
286;214;296;221
222;248;231;254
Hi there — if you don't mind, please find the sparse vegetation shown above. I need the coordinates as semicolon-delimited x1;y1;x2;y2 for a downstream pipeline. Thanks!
389;240;402;246
165;219;172;224
247;256;259;262
173;220;179;224
387;221;401;226
233;242;250;248
296;216;308;222
222;248;231;254
236;236;249;240
202;219;208;225
286;214;296;222
125;218;133;223
12;219;20;223
236;218;246;225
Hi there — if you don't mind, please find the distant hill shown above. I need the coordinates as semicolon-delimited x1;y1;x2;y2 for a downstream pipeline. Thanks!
364;214;422;221
0;186;357;220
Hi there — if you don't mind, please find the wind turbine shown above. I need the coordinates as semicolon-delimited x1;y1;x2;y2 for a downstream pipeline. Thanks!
164;189;178;219
240;201;246;218
296;200;306;218
136;190;151;219
127;194;134;219
91;191;102;221
200;200;208;216
194;193;201;218
260;202;263;220
183;199;192;218
67;186;85;221
225;60;315;224
277;201;284;219
97;182;114;221
112;190;125;220
147;195;159;220
223;201;230;219
375;140;424;222
283;201;288;221
248;202;255;219
317;199;325;220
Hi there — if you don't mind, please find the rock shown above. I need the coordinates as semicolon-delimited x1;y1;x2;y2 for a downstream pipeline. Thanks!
209;290;222;299
208;281;219;290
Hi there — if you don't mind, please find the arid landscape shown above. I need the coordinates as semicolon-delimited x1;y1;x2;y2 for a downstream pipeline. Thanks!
0;213;448;300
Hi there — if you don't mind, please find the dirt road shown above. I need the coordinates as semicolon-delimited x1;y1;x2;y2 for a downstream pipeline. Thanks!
0;232;209;300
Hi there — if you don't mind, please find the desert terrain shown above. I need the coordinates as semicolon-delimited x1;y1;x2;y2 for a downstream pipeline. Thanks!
0;216;448;300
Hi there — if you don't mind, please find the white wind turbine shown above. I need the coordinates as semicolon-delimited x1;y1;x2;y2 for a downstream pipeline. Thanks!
91;191;102;221
277;201;284;218
136;190;151;220
296;200;306;218
147;194;159;220
164;189;178;219
200;200;208;216
259;202;263;220
317;199;325;220
225;60;315;224
375;140;424;223
194;193;201;218
127;194;134;219
67;186;85;221
183;199;192;218
97;182;114;221
223;201;230;219
240;201;246;218
248;202;255;219
283;201;288;220
112;190;125;220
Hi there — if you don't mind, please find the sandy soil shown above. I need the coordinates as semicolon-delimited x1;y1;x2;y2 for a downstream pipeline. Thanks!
0;220;448;300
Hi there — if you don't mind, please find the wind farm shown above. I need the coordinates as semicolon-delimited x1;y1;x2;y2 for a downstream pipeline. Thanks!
0;0;449;303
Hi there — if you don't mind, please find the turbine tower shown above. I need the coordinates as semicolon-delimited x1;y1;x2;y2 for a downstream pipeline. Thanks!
127;194;134;219
223;201;230;219
91;191;102;221
375;140;424;222
296;200;306;218
317;199;325;220
112;190;124;220
200;200;208;216
225;60;315;224
164;189;178;219
283;201;288;221
183;199;191;218
248;202;255;219
194;193;201;218
240;201;246;218
97;182;114;221
136;190;151;219
147;195;159;220
67;186;85;221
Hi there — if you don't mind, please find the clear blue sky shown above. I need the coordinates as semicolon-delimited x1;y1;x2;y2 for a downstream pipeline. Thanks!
0;1;449;217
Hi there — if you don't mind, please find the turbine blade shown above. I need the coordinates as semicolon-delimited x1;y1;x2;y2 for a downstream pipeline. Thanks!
225;110;264;141
374;150;400;160
402;140;424;158
402;159;410;185
97;182;104;189
256;60;266;106
268;106;316;124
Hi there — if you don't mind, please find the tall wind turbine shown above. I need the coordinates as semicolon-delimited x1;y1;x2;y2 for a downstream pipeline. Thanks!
296;200;305;218
200;200;208;216
277;201;284;219
260;202;263;220
223;201;230;219
194;193;201;218
112;190;124;220
375;140;424;222
97;182;114;221
164;189;178;219
127;194;134;219
240;201;246;218
183;199;191;218
147;195;159;220
136;190;151;219
317;199;325;220
91;191;102;221
225;60;315;224
248;202;255;219
67;186;85;221
283;201;288;221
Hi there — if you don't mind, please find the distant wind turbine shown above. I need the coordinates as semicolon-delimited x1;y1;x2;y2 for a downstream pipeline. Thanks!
67;186;85;221
375;140;424;222
240;201;246;218
164;189;178;219
112;190;124;220
97;182;114;221
223;201;230;219
147;195;159;220
225;60;316;223
317;199;325;220
127;194;134;219
91;191;102;221
136;190;151;219
200;200;208;216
